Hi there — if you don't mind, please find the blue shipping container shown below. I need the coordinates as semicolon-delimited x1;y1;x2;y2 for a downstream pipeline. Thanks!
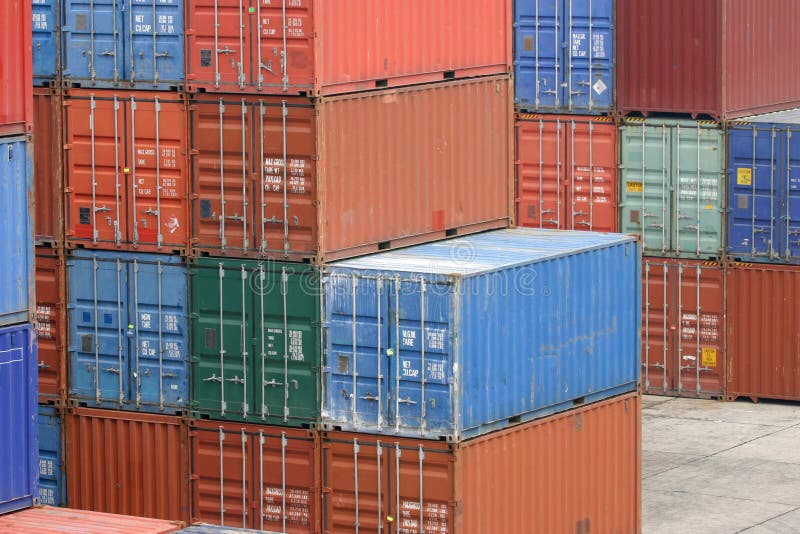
63;0;184;89
32;0;59;83
0;136;34;328
37;406;63;507
67;250;189;413
514;0;614;114
728;111;800;264
322;228;641;441
0;324;38;515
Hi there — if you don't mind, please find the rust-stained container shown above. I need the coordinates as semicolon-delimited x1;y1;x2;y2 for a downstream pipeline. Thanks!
322;392;641;534
65;407;190;523
35;249;67;405
515;114;618;232
0;506;183;533
617;0;800;119
33;87;63;248
63;90;190;254
726;263;800;402
642;258;726;398
190;76;512;262
185;0;511;96
189;420;320;533
0;0;33;136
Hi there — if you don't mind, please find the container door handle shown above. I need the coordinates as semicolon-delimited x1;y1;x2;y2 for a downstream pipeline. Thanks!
263;378;284;387
397;397;417;405
103;367;121;374
161;372;176;379
203;373;222;383
226;376;245;385
359;393;379;401
38;361;50;369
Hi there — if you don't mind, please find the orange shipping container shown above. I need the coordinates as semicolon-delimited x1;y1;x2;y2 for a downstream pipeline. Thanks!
185;0;511;96
0;506;182;534
33;88;64;248
63;90;190;254
322;392;641;534
65;408;190;523
35;249;67;404
515;114;618;232
190;76;512;262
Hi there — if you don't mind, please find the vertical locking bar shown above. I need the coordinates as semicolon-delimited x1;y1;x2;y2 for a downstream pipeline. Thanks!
219;264;227;415
353;439;360;534
113;97;122;244
418;446;425;533
639;124;646;250
281;432;287;532
259;102;267;252
158;260;164;409
395;444;401;531
538;119;544;228
218;427;225;524
241;429;247;526
376;441;383;534
259;431;265;532
134;259;141;407
351;275;359;420
554;0;560;108
116;258;124;404
131;97;140;246
588;0;594;110
281;0;289;90
241;265;249;418
770;127;777;258
570;121;576;229
282;267;289;423
151;0;158;84
282;101;289;255
213;0;220;87
589;121;594;229
695;265;702;395
90;96;98;243
556;120;562;227
89;0;96;80
377;278;383;429
419;279;427;432
155;97;163;246
93;256;101;401
696;127;702;255
219;99;227;250
751;128;757;256
260;266;267;419
661;125;668;254
675;125;682;255
394;277;401;432
661;262;668;393
241;100;248;251
256;0;263;90
786;131;793;259
238;0;245;88
534;0;540;108
644;261;650;390
567;0;573;111
677;263;684;395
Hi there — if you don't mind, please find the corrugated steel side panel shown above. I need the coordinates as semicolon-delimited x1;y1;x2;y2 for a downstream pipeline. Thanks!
35;250;67;404
0;324;38;515
454;392;641;534
514;0;614;114
0;137;35;327
318;76;512;261
176;526;265;534
33;87;63;247
32;0;59;83
0;0;33;136
617;0;722;117
726;264;800;401
37;406;64;507
67;251;189;413
189;420;320;532
65;408;190;522
516;114;618;232
0;506;183;533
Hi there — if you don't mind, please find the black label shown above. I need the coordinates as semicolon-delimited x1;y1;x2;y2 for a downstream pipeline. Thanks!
200;49;212;67
79;207;91;225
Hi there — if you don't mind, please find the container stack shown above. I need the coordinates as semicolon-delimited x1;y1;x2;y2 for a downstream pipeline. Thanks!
614;0;800;401
0;0;39;519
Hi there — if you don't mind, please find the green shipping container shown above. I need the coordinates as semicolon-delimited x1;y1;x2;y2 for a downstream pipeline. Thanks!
190;257;321;427
620;119;725;259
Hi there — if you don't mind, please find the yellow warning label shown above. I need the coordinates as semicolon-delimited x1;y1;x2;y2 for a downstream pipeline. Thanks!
737;167;752;186
702;347;717;367
705;204;714;210
627;181;643;193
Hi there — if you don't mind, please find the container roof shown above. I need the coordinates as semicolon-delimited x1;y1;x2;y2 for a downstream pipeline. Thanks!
329;228;635;276
737;108;800;124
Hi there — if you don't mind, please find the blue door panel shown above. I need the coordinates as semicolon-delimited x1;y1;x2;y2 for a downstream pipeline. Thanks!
37;406;64;507
32;0;59;81
128;0;184;86
565;0;613;112
514;0;560;111
64;0;123;82
783;128;800;260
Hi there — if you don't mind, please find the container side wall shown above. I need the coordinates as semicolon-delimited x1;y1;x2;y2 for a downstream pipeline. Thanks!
726;265;800;401
64;408;190;522
0;324;38;515
33;88;63;247
36;252;67;403
455;392;641;534
0;0;33;136
38;405;64;507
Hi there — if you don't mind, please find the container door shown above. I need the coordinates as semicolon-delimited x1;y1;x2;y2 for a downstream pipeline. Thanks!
127;0;184;86
642;259;672;395
255;0;314;93
674;262;724;397
566;117;617;231
37;406;63;507
620;122;671;255
673;123;724;258
564;0;613;113
191;259;255;420
324;274;391;431
254;264;320;427
515;118;564;229
64;0;124;83
68;254;130;405
129;257;188;412
782;128;800;261
192;97;255;255
35;254;66;402
185;0;253;91
727;125;778;260
32;0;59;80
125;95;188;251
514;0;560;111
388;278;454;438
65;94;127;247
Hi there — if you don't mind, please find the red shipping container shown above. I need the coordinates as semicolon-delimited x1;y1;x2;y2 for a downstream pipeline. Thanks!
190;420;320;533
63;90;190;254
323;392;641;534
190;76;512;262
515;114;618;232
618;0;800;119
33;87;63;248
642;258;726;398
65;408;190;523
35;249;67;404
185;0;511;95
0;506;183;534
726;263;800;402
0;0;33;136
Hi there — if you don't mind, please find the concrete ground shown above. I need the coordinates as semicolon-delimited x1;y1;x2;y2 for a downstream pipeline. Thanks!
643;395;800;534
